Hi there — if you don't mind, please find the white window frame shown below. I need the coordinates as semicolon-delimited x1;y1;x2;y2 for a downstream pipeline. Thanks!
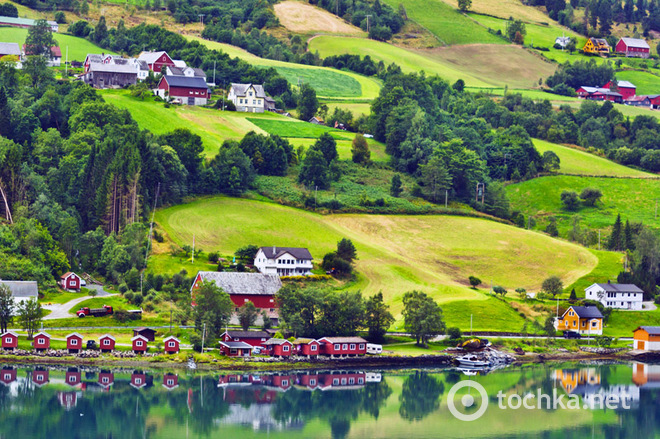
103;339;111;345
342;344;348;350
350;344;356;350
135;378;142;385
310;378;316;385
3;374;10;380
282;379;289;386
359;344;365;349
136;341;143;347
334;344;340;350
70;338;78;345
283;345;290;352
68;375;77;383
167;379;175;386
333;378;339;385
102;377;109;384
4;337;11;344
311;344;317;351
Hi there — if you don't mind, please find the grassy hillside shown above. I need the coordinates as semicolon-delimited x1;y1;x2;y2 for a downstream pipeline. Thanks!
155;196;598;320
533;139;655;177
381;0;505;45
0;27;113;61
274;0;364;35
615;70;660;95
440;0;554;23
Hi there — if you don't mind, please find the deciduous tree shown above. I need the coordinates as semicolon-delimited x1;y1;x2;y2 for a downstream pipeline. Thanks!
365;291;394;341
16;298;42;339
402;290;445;346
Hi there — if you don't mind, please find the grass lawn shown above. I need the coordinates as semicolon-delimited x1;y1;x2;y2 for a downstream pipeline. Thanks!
68;296;132;314
468;87;581;102
564;249;622;297
246;118;352;140
285;137;389;162
615;70;660;95
381;0;505;45
606;307;660;337
154;196;599;323
146;253;220;276
506;175;660;234
440;0;557;23
0;27;113;61
40;290;83;304
274;0;364;35
533;139;655;177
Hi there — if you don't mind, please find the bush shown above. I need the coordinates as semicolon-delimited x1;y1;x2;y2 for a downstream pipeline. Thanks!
468;276;481;288
447;327;462;340
132;292;144;306
114;309;141;323
143;301;155;312
124;291;134;302
54;11;66;24
560;190;580;211
190;332;203;352
595;336;613;347
118;283;128;294
208;252;219;263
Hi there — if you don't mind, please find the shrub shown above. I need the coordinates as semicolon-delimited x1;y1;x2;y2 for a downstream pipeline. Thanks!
190;332;203;352
447;327;462;340
468;276;481;288
114;309;140;323
124;291;134;302
560;190;580;210
132;293;144;306
118;283;128;294
208;252;219;263
143;301;155;312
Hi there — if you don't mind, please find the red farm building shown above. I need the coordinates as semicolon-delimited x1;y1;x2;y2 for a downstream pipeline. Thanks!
163;336;180;354
163;373;179;390
59;272;82;291
220;330;271;347
192;272;282;324
137;51;175;72
156;75;209;106
218;341;253;357
262;339;293;357
293;338;320;357
32;332;51;352
132;335;148;354
317;337;367;357
605;80;637;100
99;334;116;352
1;331;18;350
616;37;650;58
66;333;83;353
31;369;49;387
648;95;660;109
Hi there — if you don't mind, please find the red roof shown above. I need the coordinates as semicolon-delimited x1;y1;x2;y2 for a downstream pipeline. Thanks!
22;45;61;57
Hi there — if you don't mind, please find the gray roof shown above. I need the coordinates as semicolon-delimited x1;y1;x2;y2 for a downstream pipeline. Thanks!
162;75;208;89
260;246;313;260
231;83;266;98
638;326;660;335
579;86;609;93
224;330;270;339
568;306;603;319
595;283;643;293
620;37;650;49
263;338;291;345
219;341;254;349
0;42;20;56
137;51;169;64
615;80;636;89
0;281;38;298
590;38;609;45
0;16;57;27
87;62;137;74
318;336;367;343
136;60;149;70
196;272;282;295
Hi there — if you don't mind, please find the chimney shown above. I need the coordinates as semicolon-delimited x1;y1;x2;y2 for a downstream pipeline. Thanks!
272;246;276;255
608;280;611;284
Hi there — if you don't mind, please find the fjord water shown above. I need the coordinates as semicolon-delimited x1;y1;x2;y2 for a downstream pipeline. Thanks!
0;362;656;438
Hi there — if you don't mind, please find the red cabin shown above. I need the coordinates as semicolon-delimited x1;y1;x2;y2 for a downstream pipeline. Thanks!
297;372;320;390
1;331;18;350
604;80;636;100
32;332;51;352
65;368;81;387
317;337;367;357
615;37;650;58
293;338;319;357
59;272;82;291
98;371;114;389
218;341;253;357
163;336;180;354
220;330;270;347
66;333;83;353
32;369;49;387
265;374;293;391
131;371;147;389
262;339;293;357
99;334;115;352
318;371;366;390
0;368;16;385
132;335;148;354
163;373;179;390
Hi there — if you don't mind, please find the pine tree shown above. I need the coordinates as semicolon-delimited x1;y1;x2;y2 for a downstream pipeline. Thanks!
624;219;634;250
569;288;577;303
390;174;402;197
608;214;623;251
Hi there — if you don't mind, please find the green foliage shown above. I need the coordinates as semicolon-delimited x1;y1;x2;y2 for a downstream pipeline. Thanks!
447;326;462;340
238;301;259;331
505;17;526;43
0;284;15;334
542;150;560;172
390;174;403;197
468;276;481;288
516;287;527;300
298;147;330;189
561;190;580;211
192;281;233;341
595;336;613;347
351;134;371;165
235;244;258;261
298;83;319;121
365;291;394;341
457;0;471;12
492;285;507;296
542;276;564;297
16;298;43;339
569;288;577;303
25;19;56;57
580;187;603;207
402;290;446;346
336;238;357;263
544;316;556;337
113;308;141;323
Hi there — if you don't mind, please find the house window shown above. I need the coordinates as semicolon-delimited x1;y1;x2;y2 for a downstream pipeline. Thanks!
333;378;339;385
334;344;340;350
249;92;253;97
350;344;356;350
104;339;110;345
282;379;289;386
572;321;577;327
592;321;598;327
253;99;256;105
4;337;11;344
102;377;109;383
168;341;175;347
342;344;348;350
136;341;143;346
311;344;317;351
135;378;142;385
230;348;237;355
38;339;44;344
310;379;316;385
341;378;347;385
359;344;365;350
167;379;175;386
70;339;78;345
349;378;355;384
68;375;76;382
283;345;290;352
358;378;364;384
3;374;10;380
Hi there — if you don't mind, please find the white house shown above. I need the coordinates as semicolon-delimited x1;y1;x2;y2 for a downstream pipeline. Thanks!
555;36;571;48
228;83;266;113
585;282;644;310
254;246;313;276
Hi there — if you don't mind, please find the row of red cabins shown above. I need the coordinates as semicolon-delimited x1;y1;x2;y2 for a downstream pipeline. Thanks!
0;328;181;354
218;330;368;358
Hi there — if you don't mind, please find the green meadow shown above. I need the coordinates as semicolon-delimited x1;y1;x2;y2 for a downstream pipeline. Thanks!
0;27;113;61
615;70;660;95
246;118;352;140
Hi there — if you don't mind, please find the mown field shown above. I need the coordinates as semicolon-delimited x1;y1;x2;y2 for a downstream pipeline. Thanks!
154;196;599;323
0;27;113;61
274;0;364;35
246;118;352;140
533;139;655;177
440;0;554;23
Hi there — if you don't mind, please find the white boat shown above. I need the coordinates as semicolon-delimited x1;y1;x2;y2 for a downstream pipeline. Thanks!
456;355;491;368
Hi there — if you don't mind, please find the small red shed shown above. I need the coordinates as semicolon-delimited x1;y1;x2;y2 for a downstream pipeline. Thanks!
131;371;147;389
163;373;179;390
132;335;148;354
99;334;116;352
32;331;51;352
59;272;82;291
1;331;18;350
65;368;81;387
66;333;83;353
262;339;293;357
0;368;16;385
98;371;114;389
293;338;319;357
163;336;180;354
31;369;49;387
218;341;253;357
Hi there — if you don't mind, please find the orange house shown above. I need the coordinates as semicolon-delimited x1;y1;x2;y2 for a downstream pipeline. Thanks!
583;37;610;54
555;306;603;335
554;368;601;393
633;326;660;351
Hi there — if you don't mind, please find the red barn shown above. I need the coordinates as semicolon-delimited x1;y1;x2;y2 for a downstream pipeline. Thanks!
98;371;114;389
99;334;116;352
132;335;148;354
293;338;319;357
163;373;179;390
1;331;18;350
163;336;180;354
192;272;282;324
156;75;209;106
0;368;16;385
616;37;650;58
221;330;270;347
32;332;51;352
32;369;49;387
137;51;176;72
66;333;83;353
65;368;81;387
131;371;148;389
262;339;293;357
648;95;660;109
317;337;367;357
59;272;82;291
605;80;636;100
218;341;253;357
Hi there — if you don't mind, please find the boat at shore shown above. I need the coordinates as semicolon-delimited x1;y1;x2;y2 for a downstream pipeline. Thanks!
456;355;492;368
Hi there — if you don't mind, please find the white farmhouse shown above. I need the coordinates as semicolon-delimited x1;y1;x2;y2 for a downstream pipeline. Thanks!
254;246;313;276
585;282;644;310
228;83;266;113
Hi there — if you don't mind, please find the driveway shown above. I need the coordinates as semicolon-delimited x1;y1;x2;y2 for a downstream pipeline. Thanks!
43;285;115;320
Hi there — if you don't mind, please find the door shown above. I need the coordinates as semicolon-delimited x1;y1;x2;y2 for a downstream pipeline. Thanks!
188;97;195;105
638;340;646;350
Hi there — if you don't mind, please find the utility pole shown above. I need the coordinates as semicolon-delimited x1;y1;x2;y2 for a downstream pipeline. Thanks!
444;189;448;208
335;0;338;16
198;14;205;25
201;323;206;353
192;233;195;264
365;14;372;33
212;60;216;86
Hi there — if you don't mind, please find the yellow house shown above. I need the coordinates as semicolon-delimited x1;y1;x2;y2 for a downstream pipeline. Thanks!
555;368;601;393
583;38;610;54
554;305;603;335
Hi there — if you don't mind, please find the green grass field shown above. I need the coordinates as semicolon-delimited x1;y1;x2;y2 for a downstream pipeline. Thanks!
285;137;389;161
533;139;655;177
381;0;505;45
615;70;660;95
564;249;622;296
0;27;113;61
154;196;599;323
246;118;352;140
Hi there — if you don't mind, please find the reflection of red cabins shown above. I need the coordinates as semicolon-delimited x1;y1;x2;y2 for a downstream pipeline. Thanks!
31;369;49;387
66;369;81;387
66;333;83;354
132;335;148;354
163;336;180;354
58;392;79;410
98;371;114;389
317;337;367;357
317;371;366;390
217;374;255;387
133;327;156;341
131;371;147;389
218;341;253;357
293;338;319;357
1;331;18;350
262;339;293;357
264;374;293;391
220;330;270;347
32;332;51;352
296;372;320;390
99;334;115;352
0;368;16;385
163;373;179;390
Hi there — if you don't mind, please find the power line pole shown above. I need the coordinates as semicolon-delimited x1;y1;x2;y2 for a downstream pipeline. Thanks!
201;323;206;353
365;14;372;33
198;14;205;25
444;189;448;208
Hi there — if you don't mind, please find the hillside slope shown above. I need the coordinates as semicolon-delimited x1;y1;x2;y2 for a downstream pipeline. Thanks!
274;0;364;35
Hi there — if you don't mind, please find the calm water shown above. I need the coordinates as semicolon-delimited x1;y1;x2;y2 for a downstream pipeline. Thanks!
0;361;658;438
